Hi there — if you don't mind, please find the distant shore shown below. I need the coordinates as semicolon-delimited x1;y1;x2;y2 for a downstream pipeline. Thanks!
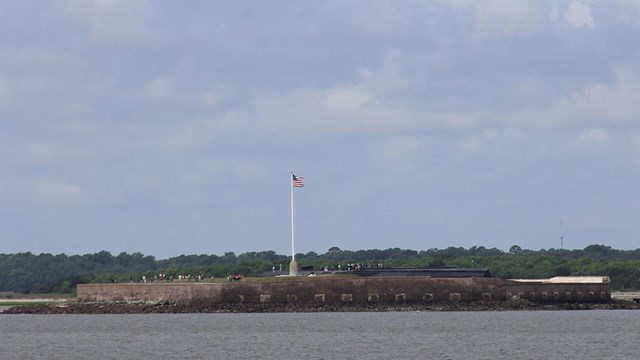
3;299;640;314
0;296;72;313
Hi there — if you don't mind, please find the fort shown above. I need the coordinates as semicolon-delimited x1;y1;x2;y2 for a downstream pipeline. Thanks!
76;271;611;305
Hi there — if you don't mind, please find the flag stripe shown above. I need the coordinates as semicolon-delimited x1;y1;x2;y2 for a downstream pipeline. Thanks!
292;174;304;187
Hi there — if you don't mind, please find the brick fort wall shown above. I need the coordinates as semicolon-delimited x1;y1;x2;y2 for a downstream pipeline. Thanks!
77;277;610;304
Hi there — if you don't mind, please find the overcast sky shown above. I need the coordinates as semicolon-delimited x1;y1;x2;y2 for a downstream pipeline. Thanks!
1;1;639;259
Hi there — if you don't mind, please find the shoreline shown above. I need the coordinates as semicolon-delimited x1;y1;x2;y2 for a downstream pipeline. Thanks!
3;299;640;314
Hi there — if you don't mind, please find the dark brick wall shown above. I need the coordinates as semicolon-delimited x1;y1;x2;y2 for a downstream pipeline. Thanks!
77;277;610;304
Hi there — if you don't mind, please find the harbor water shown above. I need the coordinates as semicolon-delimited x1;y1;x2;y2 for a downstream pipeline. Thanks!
1;310;639;359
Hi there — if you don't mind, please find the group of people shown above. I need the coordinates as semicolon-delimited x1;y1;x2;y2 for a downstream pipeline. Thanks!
140;273;208;283
137;262;389;284
322;262;385;272
227;274;245;281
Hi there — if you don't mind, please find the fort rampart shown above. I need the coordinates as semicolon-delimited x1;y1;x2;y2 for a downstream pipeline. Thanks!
77;276;611;304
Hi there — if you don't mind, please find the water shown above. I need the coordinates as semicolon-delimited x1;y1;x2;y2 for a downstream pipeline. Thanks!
1;310;639;359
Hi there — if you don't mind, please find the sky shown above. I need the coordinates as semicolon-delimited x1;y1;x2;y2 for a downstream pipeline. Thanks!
1;0;639;259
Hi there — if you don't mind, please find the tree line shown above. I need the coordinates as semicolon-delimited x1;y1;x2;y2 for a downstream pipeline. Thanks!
1;244;640;293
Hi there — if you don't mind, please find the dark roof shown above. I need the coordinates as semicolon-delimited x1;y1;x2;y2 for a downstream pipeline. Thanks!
256;267;492;278
348;267;492;278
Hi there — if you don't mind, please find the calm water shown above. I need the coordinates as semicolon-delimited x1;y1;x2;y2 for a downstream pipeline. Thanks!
1;310;639;359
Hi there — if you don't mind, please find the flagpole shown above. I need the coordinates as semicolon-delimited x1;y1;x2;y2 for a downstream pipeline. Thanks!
290;171;295;261
289;172;298;275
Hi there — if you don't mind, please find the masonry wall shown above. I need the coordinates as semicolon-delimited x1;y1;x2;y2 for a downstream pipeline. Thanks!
503;282;611;302
78;283;223;303
77;277;610;304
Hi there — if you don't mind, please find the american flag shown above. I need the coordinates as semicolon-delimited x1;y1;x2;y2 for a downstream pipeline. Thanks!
292;174;304;187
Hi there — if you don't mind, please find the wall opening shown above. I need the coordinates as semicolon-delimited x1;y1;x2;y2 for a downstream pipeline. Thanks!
341;294;353;303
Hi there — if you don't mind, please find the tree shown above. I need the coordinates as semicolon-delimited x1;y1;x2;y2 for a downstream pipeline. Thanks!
583;244;613;260
4;245;640;293
509;245;523;254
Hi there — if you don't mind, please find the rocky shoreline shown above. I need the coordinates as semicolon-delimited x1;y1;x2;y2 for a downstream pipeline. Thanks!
3;299;640;314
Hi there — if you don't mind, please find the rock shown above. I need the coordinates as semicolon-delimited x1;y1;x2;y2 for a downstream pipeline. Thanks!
3;299;640;314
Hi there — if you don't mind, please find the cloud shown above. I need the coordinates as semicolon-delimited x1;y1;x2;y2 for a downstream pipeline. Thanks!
358;67;372;79
563;0;594;28
458;130;496;152
564;70;640;121
26;143;83;163
144;77;174;100
253;47;481;137
255;85;415;135
350;1;413;35
155;110;248;153
517;69;640;127
66;0;147;39
379;137;421;159
580;127;608;144
36;181;85;203
455;129;526;154
436;0;548;35
0;81;6;111
254;82;486;137
10;179;86;206
614;0;640;22
201;92;223;109
142;76;228;112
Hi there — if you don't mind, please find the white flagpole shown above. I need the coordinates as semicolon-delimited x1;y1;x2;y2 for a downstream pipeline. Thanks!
289;171;304;276
289;172;298;275
290;172;295;261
